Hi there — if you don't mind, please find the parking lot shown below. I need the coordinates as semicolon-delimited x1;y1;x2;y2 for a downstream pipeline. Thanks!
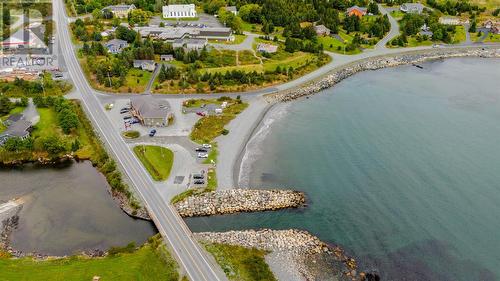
104;98;200;138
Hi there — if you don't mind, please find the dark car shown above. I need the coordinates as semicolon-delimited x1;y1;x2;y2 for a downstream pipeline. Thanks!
123;115;132;120
193;180;205;185
120;109;129;114
149;129;157;137
195;147;208;152
193;174;204;180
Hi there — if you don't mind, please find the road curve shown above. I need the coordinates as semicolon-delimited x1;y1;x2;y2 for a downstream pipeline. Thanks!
52;1;228;280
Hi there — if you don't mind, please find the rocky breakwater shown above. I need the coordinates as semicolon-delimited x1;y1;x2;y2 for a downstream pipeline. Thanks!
267;46;500;102
174;189;305;217
196;229;368;281
0;199;23;251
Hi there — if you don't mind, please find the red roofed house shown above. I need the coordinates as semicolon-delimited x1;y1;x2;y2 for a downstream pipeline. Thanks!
346;6;367;18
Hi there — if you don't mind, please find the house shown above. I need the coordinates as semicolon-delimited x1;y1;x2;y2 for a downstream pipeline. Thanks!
2;28;47;50
105;39;128;54
224;6;238;15
163;4;197;19
257;43;278;53
172;38;207;51
160;54;174;61
314;25;331;36
0;120;32;146
102;4;136;18
439;17;460;25
419;24;433;37
130;97;172;127
400;3;424;14
346;6;367;18
133;60;156;71
4;114;23;126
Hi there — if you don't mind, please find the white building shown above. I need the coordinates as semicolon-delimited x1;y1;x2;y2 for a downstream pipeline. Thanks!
163;4;197;19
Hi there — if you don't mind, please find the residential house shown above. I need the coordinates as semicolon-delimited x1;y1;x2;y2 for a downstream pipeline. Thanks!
130;97;172;127
163;4;197;19
104;39;129;54
102;4;136;18
346;6;367;18
400;3;424;14
439;17;460;25
314;25;331;36
224;6;238;15
160;54;174;61
172;38;207;51
0;119;32;146
419;24;433;37
257;43;278;53
133;60;156;71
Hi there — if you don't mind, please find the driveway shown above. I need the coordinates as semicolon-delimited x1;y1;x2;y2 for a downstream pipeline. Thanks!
374;4;400;50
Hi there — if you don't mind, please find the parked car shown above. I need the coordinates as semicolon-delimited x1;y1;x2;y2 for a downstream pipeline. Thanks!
197;152;208;158
120;109;129;114
196;112;206;117
149;129;157;137
200;103;206;108
123;115;132;120
193;174;204;180
202;144;212;149
130;118;140;124
193;180;205;185
195;147;208;152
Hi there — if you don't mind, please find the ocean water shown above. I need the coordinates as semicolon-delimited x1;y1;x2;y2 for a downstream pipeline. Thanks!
186;58;500;280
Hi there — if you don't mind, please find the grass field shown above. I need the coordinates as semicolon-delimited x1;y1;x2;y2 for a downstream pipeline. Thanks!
452;25;467;44
203;243;276;281
190;101;248;144
238;50;261;65
0;237;180;281
483;32;500;42
133;145;174;181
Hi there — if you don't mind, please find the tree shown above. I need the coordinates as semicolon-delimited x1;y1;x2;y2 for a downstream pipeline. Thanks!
42;136;67;155
239;4;262;23
368;2;380;15
0;96;14;115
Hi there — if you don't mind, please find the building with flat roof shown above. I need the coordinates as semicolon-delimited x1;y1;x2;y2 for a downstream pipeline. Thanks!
102;4;136;18
172;38;207;51
163;4;197;19
135;26;234;42
130;97;172;127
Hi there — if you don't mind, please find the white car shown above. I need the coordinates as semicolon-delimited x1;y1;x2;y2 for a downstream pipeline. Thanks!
197;153;209;158
202;143;212;149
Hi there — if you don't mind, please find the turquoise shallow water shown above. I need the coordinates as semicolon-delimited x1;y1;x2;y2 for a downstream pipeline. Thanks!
187;58;500;280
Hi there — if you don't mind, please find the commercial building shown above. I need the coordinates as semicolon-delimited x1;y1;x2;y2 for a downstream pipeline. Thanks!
130;97;172;127
163;4;197;19
172;38;207;51
135;26;234;42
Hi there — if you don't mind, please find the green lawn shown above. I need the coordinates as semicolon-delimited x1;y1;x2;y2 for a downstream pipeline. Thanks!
483;33;500;42
31;108;59;139
124;68;153;93
190;101;248;144
452;25;467;44
203;243;276;281
134;145;174;181
0;238;180;281
390;9;404;20
238;50;261;65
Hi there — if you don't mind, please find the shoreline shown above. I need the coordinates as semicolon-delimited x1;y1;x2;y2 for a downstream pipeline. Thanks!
231;46;500;188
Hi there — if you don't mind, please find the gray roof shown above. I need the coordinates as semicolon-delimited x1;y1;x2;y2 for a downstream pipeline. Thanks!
103;4;136;12
401;3;424;11
7;113;23;123
0;120;32;141
225;6;237;12
106;38;128;47
131;97;170;119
